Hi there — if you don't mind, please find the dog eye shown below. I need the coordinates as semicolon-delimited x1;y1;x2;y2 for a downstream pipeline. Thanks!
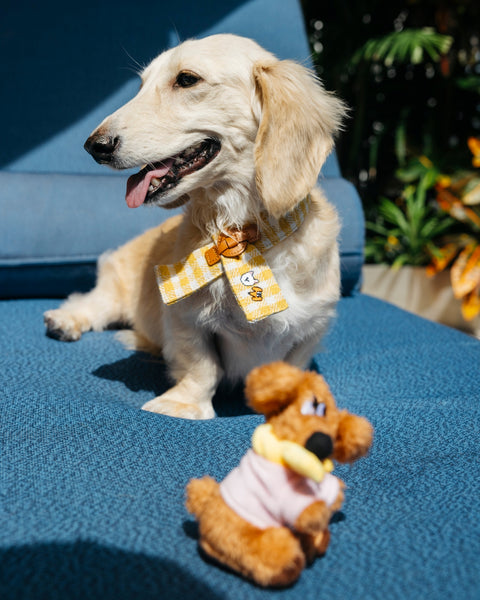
301;398;326;417
175;71;201;88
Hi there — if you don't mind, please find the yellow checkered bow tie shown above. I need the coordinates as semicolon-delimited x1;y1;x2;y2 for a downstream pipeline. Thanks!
155;196;311;322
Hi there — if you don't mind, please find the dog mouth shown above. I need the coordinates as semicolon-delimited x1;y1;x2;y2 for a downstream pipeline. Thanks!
125;138;221;208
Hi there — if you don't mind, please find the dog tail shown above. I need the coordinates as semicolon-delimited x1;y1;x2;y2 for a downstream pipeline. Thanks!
185;476;218;518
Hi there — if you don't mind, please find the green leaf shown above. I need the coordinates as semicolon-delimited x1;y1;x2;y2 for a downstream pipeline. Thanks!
391;254;409;270
395;121;408;167
351;28;452;67
411;45;423;64
455;76;480;93
396;163;427;183
419;216;455;240
366;221;392;236
379;199;410;232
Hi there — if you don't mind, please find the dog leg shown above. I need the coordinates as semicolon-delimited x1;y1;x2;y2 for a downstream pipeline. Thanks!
141;320;222;419
285;333;324;370
44;251;130;342
141;372;219;419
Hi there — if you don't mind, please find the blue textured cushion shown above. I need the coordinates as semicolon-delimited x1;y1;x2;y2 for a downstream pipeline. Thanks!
1;294;479;599
0;0;363;299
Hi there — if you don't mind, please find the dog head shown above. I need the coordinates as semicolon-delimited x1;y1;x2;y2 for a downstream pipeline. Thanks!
245;362;373;464
84;34;346;223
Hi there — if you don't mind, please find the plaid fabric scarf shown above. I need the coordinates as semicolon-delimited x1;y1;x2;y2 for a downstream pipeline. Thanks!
155;196;311;322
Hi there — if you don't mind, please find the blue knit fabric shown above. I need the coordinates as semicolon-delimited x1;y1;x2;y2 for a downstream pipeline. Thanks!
1;295;479;599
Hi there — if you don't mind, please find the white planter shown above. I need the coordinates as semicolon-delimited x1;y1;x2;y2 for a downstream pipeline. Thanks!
362;264;480;338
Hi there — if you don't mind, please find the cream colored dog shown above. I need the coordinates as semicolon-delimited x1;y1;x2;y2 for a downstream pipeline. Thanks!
44;34;346;419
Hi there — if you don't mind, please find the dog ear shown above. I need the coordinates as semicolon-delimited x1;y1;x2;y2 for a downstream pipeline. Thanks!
253;60;346;218
332;411;373;464
245;361;304;417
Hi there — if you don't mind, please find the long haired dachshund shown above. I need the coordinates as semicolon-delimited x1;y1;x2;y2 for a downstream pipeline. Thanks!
45;35;346;419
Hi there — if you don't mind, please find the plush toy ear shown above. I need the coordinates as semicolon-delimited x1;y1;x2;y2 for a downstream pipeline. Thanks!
333;412;373;464
245;361;304;417
253;60;346;218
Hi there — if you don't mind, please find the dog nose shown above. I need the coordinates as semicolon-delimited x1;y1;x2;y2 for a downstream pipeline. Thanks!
305;432;333;460
84;132;120;164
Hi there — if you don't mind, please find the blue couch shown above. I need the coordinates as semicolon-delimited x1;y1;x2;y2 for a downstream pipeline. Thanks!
1;1;479;599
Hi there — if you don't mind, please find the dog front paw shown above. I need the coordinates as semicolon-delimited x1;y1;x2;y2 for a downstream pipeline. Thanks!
44;309;84;342
142;394;215;420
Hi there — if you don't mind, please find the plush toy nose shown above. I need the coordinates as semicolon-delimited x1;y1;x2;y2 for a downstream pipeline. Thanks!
305;432;333;460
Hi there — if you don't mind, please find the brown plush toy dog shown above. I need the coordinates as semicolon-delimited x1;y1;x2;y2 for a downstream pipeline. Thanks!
185;362;373;588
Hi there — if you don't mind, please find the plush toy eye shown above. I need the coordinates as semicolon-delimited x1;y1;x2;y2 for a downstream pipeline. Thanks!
175;71;201;88
301;397;326;417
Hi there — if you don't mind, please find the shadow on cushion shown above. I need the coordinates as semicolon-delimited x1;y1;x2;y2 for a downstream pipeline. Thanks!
0;541;223;600
92;352;254;418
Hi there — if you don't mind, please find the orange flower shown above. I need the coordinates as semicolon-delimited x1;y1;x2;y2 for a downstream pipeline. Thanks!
451;244;480;300
461;286;480;321
467;137;480;168
435;175;452;189
436;188;480;227
387;235;400;247
426;243;457;277
419;155;434;169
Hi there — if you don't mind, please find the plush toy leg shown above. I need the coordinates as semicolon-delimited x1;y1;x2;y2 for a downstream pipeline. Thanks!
314;528;331;555
299;528;330;564
199;524;306;588
186;477;305;587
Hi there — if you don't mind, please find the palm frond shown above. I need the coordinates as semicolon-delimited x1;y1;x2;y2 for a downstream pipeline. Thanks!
351;28;453;67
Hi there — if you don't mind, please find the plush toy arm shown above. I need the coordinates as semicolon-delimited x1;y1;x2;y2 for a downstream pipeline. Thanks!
294;500;331;535
329;484;345;513
294;484;345;536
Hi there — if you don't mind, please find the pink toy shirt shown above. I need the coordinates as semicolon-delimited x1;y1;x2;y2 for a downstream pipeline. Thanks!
220;449;340;530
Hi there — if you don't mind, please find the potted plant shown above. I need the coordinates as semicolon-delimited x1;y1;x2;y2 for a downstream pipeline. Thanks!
426;138;480;323
362;141;480;337
303;2;480;336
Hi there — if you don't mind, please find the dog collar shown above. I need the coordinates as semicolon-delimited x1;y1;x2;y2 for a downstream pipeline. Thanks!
251;423;334;483
154;196;311;322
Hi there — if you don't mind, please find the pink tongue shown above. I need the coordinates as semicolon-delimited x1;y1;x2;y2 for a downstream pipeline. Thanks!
125;159;174;208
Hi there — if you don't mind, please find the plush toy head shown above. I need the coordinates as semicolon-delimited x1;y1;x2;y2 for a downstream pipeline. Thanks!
186;362;373;588
246;361;373;465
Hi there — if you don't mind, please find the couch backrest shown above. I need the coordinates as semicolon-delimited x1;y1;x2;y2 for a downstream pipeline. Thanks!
0;0;364;298
2;0;337;177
